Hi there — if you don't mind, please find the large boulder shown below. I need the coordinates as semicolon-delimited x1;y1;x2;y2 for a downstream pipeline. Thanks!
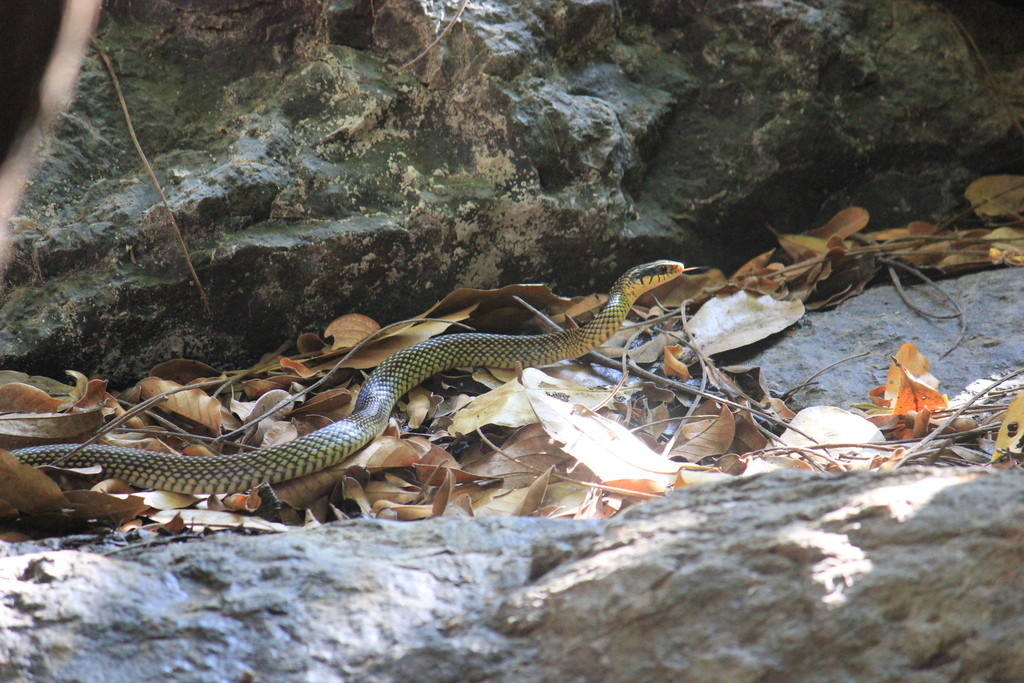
3;0;1023;382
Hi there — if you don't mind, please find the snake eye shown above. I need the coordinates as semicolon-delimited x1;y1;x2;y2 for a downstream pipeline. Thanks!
1008;421;1019;438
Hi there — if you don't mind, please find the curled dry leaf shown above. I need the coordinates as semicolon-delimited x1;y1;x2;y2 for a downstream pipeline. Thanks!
884;342;938;402
405;386;432;429
72;379;113;411
663;345;691;381
279;357;315;378
887;361;948;418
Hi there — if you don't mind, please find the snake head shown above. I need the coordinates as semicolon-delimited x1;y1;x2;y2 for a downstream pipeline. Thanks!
619;260;687;295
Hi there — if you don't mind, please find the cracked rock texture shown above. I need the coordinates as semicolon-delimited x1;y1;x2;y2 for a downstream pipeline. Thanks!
3;0;1023;382
3;468;1024;682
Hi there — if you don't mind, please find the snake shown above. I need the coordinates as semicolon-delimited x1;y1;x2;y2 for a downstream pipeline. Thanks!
12;261;685;494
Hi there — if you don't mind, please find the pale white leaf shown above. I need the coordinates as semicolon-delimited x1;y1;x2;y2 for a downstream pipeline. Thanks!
689;292;804;355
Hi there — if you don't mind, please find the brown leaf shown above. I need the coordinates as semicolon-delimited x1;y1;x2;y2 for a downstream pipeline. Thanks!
0;449;70;514
325;313;381;350
0;383;66;414
149;359;221;385
513;466;553;516
296;333;326;354
431;468;456;516
62;490;148;524
965;175;1024;219
670;404;736;462
807;207;870;239
0;409;104;449
290;388;353;418
364;480;420;506
138;378;223;435
242;376;295;400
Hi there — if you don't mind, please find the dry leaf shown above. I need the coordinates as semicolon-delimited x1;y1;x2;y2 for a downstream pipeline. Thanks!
149;359;220;384
965;175;1024;219
884;342;938;402
688;291;804;356
148;508;288;532
663;345;691;381
0;449;70;515
527;390;678;487
779;406;886;462
0;383;66;414
807;207;870;239
669;404;735;462
0;409;104;449
138;378;222;435
324;313;381;350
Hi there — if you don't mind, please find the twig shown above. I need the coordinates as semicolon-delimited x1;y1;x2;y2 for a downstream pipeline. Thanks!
90;37;211;314
781;351;870;402
880;258;966;358
360;0;471;83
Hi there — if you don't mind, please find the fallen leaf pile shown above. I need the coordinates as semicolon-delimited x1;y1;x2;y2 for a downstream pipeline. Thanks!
1;175;1023;542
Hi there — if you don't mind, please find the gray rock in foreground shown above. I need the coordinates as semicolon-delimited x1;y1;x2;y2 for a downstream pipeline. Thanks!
3;467;1024;682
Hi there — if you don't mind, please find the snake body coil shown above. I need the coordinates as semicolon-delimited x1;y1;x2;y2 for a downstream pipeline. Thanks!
13;261;685;494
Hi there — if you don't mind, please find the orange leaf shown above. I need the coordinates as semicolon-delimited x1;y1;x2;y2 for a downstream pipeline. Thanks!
280;357;315;378
663;345;691;381
808;207;870;239
890;362;948;416
884;343;938;403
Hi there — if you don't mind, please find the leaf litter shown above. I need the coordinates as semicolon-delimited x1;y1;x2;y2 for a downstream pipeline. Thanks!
4;176;1024;542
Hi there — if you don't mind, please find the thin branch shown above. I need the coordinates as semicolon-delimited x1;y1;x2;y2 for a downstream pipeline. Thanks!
91;37;211;314
361;0;471;83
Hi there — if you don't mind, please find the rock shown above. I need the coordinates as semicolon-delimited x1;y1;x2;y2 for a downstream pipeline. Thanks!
3;0;1023;384
3;467;1024;681
737;266;1024;410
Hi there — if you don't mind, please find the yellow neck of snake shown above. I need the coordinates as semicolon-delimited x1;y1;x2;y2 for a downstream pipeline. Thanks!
356;259;686;411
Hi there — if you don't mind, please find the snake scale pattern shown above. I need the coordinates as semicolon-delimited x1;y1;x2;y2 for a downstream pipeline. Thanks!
12;261;685;494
